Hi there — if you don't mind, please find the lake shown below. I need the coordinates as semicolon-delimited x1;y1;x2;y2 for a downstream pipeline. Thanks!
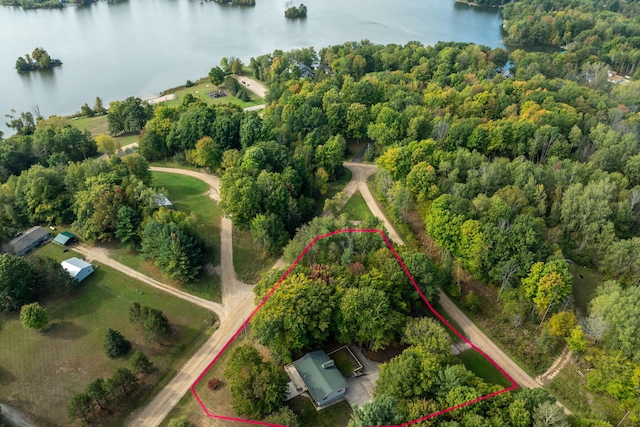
0;0;504;128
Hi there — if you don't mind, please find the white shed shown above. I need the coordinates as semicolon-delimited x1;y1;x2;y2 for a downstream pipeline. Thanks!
61;257;94;282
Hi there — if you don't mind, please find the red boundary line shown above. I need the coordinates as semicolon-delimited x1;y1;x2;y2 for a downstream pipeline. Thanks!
190;229;518;426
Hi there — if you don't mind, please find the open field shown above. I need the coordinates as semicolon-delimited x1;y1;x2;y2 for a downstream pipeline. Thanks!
569;264;602;315
458;349;513;388
0;243;216;427
160;80;263;109
341;191;373;221
72;115;139;147
232;227;277;285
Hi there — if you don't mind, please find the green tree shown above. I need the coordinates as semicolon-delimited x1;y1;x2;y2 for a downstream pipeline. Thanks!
375;347;441;400
252;273;335;362
346;102;370;143
108;96;153;135
32;256;80;295
141;220;204;283
168;417;192;427
348;395;403;427
250;213;288;255
191;136;222;170
337;287;398;350
67;392;93;423
115;205;141;249
0;254;36;312
402;317;452;361
103;328;131;358
110;367;139;395
208;66;225;86
566;326;588;354
263;407;300;427
85;378;109;410
94;97;105;115
546;312;577;338
95;133;118;156
130;350;154;374
522;260;573;322
223;344;288;419
315;134;346;179
19;302;48;331
129;302;171;343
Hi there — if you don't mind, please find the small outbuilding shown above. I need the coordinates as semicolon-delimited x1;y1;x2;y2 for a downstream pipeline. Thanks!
155;194;175;210
288;350;348;409
61;257;94;282
53;231;77;247
7;226;50;256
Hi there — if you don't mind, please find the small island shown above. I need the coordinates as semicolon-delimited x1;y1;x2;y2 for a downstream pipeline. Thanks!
15;48;62;73
284;2;306;18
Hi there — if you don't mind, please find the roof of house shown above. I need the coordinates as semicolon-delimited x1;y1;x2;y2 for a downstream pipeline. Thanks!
9;226;50;253
292;350;347;403
53;231;76;245
155;194;173;207
298;63;314;78
61;257;92;278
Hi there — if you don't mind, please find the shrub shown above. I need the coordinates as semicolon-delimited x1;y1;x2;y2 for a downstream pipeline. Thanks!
207;377;221;390
463;290;481;312
130;350;154;374
185;80;195;87
20;302;49;330
168;416;192;427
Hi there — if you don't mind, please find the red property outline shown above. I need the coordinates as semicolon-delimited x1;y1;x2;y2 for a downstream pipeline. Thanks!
190;229;518;426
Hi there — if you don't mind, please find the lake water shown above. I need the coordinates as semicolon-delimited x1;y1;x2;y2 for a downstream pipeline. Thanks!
0;0;503;128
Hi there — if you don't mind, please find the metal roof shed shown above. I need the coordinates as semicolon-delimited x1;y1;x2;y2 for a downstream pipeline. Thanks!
61;257;94;282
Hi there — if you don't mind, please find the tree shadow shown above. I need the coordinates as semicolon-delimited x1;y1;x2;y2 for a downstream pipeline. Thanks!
45;321;87;340
0;365;16;385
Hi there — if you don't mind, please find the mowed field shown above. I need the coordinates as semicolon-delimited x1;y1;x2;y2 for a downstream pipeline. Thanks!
0;243;216;427
109;171;222;302
72;115;139;148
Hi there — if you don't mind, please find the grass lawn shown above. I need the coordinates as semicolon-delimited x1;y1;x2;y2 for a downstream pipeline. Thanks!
569;263;602;315
108;171;222;302
287;396;352;427
458;349;513;388
72;115;140;148
1;244;216;427
329;348;357;376
341;191;373;222
233;227;277;285
161;80;263;109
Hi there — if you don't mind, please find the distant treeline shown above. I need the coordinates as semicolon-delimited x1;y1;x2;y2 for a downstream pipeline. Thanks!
212;0;255;6
284;2;306;18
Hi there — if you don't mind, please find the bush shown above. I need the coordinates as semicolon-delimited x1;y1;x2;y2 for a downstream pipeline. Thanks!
20;302;49;330
168;416;192;427
237;87;250;102
103;328;131;358
185;79;195;87
130;350;154;374
463;290;481;312
207;377;221;389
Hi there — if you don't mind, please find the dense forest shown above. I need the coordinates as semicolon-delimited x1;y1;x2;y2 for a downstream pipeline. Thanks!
1;1;640;422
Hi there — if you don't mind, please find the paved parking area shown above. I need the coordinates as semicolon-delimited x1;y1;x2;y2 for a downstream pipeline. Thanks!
344;345;380;409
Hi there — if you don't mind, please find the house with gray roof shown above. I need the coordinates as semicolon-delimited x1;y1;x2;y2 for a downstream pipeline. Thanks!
7;226;50;255
287;350;348;409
